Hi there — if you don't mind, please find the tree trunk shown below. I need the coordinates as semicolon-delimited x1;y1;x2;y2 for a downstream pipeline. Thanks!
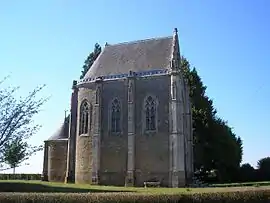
13;167;15;174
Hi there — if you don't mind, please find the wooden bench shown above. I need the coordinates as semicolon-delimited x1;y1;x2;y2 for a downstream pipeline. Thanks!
144;181;161;188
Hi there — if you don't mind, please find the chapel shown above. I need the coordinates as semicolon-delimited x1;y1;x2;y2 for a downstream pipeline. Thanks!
42;28;194;187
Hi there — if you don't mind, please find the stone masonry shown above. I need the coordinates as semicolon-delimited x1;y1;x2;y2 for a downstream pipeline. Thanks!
42;28;194;187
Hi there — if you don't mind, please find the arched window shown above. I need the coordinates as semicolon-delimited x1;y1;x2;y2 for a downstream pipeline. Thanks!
172;81;176;100
145;95;157;131
128;81;133;102
111;98;121;133
79;100;90;135
96;87;100;104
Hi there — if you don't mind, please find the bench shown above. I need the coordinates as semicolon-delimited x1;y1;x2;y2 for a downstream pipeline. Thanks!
144;181;160;188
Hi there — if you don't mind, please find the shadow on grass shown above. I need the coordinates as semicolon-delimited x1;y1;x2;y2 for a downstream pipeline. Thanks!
0;182;131;193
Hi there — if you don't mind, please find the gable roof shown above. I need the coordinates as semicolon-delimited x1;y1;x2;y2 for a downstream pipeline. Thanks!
83;36;174;79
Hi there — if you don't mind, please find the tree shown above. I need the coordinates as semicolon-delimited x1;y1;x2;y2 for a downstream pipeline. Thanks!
0;76;48;170
209;118;243;182
238;163;256;182
80;43;102;79
2;137;42;174
257;157;270;181
181;56;243;183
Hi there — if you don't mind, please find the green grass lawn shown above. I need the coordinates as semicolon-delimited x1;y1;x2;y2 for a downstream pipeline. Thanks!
1;180;270;194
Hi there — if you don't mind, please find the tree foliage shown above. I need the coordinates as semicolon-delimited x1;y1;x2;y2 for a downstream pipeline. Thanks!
2;137;42;174
238;163;256;182
257;157;270;181
0;76;48;171
80;43;102;79
237;158;270;182
181;56;243;183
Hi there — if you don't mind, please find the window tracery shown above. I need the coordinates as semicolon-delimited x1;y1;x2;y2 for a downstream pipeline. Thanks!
111;98;121;133
144;95;157;131
79;100;90;135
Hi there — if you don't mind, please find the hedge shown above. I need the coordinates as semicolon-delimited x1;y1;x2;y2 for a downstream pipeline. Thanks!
212;181;270;187
0;190;270;203
0;174;41;180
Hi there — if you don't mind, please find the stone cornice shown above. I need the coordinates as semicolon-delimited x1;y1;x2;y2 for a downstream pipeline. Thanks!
77;69;169;85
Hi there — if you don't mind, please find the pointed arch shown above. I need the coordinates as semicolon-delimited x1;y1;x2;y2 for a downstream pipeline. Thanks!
109;98;121;133
79;100;91;135
143;95;158;132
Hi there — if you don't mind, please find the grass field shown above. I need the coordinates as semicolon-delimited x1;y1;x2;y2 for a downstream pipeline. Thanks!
1;181;270;203
1;180;270;194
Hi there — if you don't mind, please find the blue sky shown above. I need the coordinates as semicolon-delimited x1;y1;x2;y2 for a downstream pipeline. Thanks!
0;0;269;173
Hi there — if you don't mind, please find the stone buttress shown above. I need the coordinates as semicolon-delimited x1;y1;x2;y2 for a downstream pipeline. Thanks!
169;28;187;187
65;80;78;183
125;71;136;186
91;79;102;184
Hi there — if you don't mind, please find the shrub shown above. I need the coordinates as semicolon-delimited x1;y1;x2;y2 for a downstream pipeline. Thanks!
0;174;41;180
211;181;270;187
0;190;269;203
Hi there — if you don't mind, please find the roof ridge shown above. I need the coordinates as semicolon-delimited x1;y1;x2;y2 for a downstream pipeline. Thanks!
107;35;173;47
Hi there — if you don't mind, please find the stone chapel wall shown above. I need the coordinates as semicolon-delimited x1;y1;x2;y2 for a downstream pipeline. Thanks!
47;140;68;182
134;75;170;187
73;73;192;187
100;79;128;186
75;87;95;184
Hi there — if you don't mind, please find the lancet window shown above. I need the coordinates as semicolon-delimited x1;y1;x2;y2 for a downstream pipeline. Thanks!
144;95;157;131
111;98;121;133
79;100;90;135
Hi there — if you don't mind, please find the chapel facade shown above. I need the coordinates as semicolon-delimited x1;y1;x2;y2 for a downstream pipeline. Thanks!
42;28;194;187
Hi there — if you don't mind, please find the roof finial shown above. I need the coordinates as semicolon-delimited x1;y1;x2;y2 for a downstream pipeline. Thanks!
174;28;178;34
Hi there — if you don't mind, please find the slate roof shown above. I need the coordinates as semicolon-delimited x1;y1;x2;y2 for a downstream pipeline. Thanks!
83;36;174;79
47;116;69;141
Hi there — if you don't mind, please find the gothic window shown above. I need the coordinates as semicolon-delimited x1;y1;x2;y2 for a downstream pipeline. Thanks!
111;98;121;133
79;100;90;135
128;81;133;102
172;81;176;100
96;87;100;104
144;95;157;131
